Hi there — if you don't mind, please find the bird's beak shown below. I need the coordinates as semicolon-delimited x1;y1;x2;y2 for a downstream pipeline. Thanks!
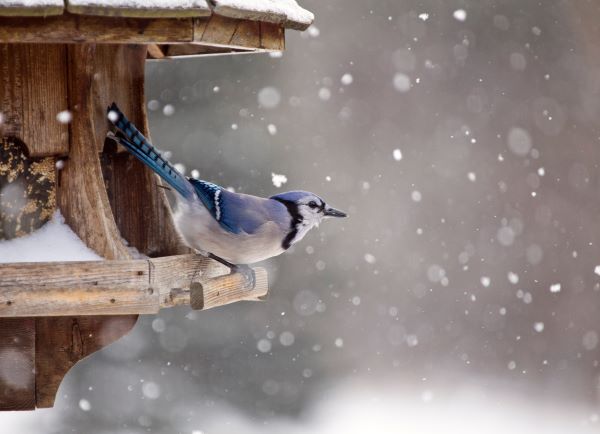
323;206;348;218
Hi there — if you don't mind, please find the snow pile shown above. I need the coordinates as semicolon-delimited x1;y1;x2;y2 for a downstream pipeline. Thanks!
0;211;102;263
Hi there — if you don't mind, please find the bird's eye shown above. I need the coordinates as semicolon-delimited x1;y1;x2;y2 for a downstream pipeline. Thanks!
308;201;318;208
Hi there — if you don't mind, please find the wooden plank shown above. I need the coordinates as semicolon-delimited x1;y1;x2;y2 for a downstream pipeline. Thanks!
0;318;35;410
0;15;194;44
36;315;137;407
230;19;261;48
192;16;284;51
260;22;285;51
0;44;69;157
90;45;147;154
0;16;283;51
0;44;23;140
0;256;267;316
195;14;240;47
0;260;156;317
21;45;69;157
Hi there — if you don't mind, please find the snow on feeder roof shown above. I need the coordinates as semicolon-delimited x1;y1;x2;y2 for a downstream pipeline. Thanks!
0;0;314;56
0;0;313;32
0;0;309;412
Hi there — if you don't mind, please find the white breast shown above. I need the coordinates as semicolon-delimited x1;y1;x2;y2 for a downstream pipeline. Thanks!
173;200;287;265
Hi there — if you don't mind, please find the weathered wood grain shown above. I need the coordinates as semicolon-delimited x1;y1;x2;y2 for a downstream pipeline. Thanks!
230;19;261;48
190;267;268;310
259;22;285;51
96;45;190;257
90;45;147;154
0;318;35;410
192;15;284;51
36;315;137;407
0;44;69;157
0;260;155;316
36;44;138;410
0;15;194;44
0;16;284;53
58;45;132;261
0;255;266;316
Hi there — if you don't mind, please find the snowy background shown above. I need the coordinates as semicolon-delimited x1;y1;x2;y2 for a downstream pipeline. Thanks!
5;0;600;432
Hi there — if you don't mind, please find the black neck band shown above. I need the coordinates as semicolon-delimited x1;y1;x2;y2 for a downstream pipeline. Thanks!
273;198;304;250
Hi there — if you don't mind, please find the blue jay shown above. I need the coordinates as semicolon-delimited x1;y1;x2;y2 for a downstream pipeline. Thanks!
107;103;346;285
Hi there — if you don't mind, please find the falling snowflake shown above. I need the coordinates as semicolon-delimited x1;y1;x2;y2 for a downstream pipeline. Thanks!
549;283;561;293
271;173;288;188
341;73;353;85
162;104;175;116
56;110;72;124
453;9;467;21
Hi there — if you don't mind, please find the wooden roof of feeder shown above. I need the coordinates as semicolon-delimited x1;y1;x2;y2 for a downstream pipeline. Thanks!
0;0;314;56
0;0;312;411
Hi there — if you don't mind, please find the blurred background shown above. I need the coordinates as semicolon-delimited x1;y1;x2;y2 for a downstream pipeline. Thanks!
6;0;600;432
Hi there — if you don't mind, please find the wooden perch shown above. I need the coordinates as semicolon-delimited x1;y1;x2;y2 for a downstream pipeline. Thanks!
0;254;268;317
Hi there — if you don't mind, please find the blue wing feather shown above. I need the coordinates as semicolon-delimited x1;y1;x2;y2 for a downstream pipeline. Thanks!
189;179;278;235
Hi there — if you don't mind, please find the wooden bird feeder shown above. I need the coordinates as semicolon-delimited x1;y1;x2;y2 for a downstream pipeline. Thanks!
0;0;313;410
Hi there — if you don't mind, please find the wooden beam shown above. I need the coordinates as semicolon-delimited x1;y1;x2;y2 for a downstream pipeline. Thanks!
0;15;285;51
0;15;194;44
0;255;268;317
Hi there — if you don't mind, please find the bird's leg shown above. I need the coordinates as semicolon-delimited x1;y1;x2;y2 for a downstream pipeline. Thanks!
208;253;256;289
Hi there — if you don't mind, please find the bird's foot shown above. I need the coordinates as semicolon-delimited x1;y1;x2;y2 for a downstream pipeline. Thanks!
232;264;256;289
208;253;255;289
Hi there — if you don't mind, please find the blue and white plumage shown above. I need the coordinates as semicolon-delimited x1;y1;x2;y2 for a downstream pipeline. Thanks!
107;103;346;275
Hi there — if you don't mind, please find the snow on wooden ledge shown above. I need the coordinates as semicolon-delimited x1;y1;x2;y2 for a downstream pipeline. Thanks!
66;0;212;18
0;211;102;263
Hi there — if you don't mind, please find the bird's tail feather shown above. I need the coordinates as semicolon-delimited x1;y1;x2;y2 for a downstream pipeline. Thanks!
107;103;194;199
